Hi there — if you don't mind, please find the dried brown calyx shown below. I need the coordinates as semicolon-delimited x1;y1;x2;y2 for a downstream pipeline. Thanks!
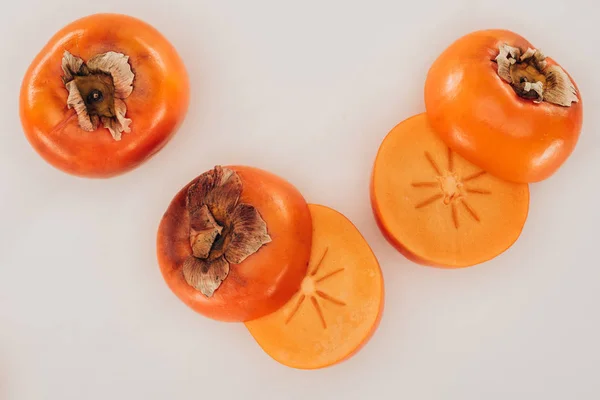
494;44;578;106
61;51;135;141
182;166;272;297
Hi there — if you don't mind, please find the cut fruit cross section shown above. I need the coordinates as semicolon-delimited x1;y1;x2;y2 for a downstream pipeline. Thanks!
245;204;384;370
370;113;530;268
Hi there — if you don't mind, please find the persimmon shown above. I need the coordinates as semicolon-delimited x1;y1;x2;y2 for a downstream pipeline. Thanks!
157;165;312;322
20;13;189;178
245;204;384;370
424;29;583;183
371;113;529;268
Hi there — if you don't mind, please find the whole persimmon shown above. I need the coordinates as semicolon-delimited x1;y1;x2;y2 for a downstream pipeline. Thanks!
424;29;583;183
20;13;189;178
156;165;313;322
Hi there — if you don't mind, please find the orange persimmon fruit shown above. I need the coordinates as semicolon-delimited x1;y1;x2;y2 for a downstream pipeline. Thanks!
157;165;313;322
371;113;529;268
424;29;583;183
245;204;384;370
20;13;190;178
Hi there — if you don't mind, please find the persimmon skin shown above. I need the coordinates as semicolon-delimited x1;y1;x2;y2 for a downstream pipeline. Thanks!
424;29;583;183
20;13;190;178
157;166;313;323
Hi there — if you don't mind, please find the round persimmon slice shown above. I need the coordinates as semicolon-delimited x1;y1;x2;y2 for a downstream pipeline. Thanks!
245;204;384;370
371;113;529;268
157;165;312;322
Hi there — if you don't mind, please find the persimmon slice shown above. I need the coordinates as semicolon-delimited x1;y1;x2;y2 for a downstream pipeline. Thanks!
245;204;384;370
371;113;529;268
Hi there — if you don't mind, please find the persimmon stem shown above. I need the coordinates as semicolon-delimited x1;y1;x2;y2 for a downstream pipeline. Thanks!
494;44;578;107
183;166;272;297
61;51;134;140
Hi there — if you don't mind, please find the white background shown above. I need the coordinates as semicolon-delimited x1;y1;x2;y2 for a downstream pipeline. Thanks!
1;0;598;399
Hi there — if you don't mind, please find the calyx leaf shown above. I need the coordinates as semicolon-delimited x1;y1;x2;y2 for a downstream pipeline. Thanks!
182;166;271;297
183;256;229;297
61;51;134;140
494;43;578;107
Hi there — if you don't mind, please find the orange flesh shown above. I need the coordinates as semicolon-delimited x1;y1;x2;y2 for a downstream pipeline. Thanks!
371;113;530;268
245;204;384;370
